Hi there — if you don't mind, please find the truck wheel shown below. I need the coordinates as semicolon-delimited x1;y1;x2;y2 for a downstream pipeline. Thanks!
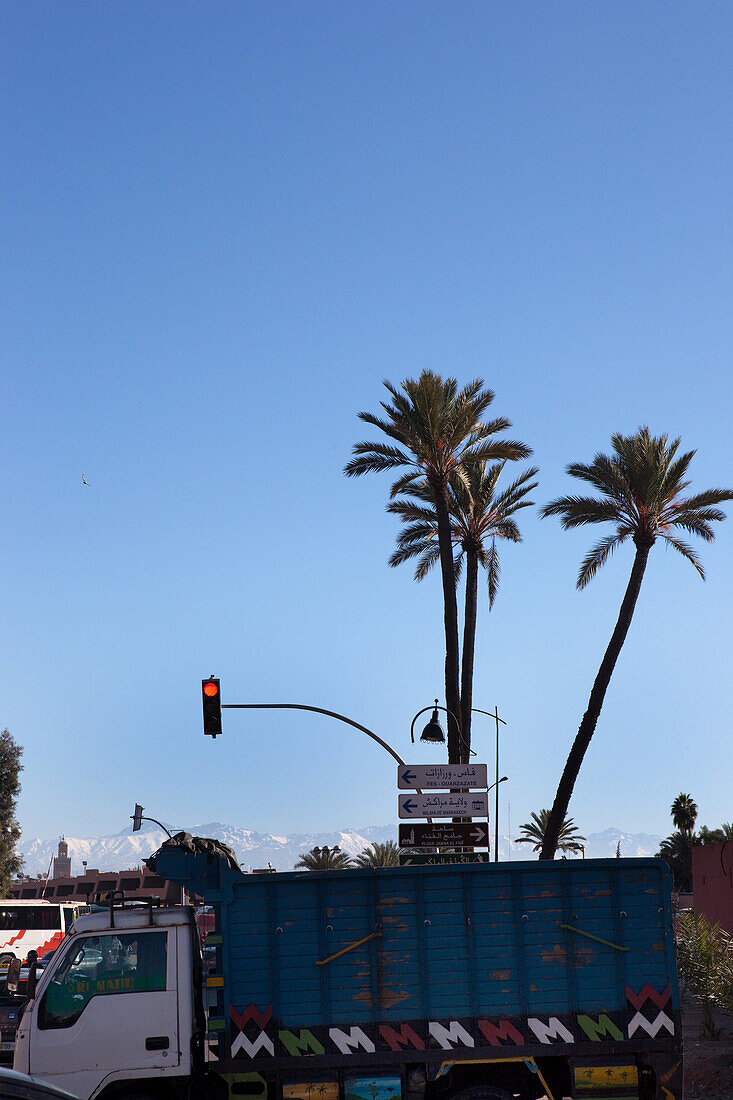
449;1088;514;1100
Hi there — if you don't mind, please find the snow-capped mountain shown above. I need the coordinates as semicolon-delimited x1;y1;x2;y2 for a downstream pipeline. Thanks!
18;823;663;877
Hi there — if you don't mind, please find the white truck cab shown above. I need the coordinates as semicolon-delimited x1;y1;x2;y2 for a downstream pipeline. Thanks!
14;903;200;1100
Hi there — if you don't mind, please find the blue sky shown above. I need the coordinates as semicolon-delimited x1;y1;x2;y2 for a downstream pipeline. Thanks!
2;2;731;846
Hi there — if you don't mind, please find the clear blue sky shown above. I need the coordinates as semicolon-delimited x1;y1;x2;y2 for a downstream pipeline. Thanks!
2;2;731;845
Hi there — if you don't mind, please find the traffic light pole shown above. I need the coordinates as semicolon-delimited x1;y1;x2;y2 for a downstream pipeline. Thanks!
221;702;407;767
131;806;173;839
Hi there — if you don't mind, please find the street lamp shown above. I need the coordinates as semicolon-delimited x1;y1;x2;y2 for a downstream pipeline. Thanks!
472;707;508;863
130;804;173;839
410;701;509;861
409;701;459;745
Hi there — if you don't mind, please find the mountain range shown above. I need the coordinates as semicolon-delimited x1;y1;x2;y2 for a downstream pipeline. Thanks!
18;823;664;878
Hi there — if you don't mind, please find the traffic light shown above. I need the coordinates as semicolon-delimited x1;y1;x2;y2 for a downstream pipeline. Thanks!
202;677;222;737
131;804;144;832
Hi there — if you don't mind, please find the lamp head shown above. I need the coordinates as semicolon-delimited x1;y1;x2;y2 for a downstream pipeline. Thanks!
420;701;446;744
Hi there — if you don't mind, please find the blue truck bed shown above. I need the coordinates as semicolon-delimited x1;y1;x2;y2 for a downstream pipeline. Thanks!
149;845;682;1099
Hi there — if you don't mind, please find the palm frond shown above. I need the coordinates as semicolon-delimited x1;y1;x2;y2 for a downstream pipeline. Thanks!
565;455;629;503
486;538;500;609
388;543;424;568
345;441;411;476
386;500;438;524
388;471;422;499
393;521;438;548
464;439;532;464
673;488;733;510
665;514;716;542
577;533;627;590
661;534;706;579
541;496;623;528
414;546;443;581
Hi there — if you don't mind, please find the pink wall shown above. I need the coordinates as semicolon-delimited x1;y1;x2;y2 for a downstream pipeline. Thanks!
692;841;733;934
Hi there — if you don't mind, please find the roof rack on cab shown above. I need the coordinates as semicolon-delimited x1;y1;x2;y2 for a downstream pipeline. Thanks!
90;890;162;928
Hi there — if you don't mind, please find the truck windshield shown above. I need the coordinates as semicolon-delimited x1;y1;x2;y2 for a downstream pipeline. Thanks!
39;931;168;1030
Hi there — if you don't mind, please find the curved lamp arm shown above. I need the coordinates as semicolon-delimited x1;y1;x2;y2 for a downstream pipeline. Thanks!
222;702;433;823
410;703;461;745
138;815;173;839
223;703;406;767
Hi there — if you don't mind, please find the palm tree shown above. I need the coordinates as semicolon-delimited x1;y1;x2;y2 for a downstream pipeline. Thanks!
345;372;530;763
539;427;733;859
388;462;538;754
516;810;586;855
671;793;698;835
353;841;401;868
294;847;353;871
658;830;696;892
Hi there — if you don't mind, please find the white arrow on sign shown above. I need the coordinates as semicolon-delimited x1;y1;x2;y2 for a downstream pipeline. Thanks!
397;763;488;790
398;792;489;819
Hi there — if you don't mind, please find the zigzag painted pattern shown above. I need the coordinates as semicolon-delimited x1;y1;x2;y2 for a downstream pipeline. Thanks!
625;983;671;1011
230;1004;273;1032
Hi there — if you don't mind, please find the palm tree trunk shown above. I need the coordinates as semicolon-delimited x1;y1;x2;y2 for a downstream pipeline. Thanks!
540;539;653;860
460;550;479;765
432;480;462;763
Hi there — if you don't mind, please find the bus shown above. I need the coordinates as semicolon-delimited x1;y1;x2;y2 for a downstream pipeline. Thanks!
0;900;89;963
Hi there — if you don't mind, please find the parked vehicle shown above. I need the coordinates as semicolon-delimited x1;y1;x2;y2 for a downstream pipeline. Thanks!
0;1064;78;1099
0;954;54;1065
13;838;683;1100
0;901;89;963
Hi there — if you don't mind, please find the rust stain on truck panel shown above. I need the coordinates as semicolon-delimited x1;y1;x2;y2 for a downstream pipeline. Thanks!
541;943;568;965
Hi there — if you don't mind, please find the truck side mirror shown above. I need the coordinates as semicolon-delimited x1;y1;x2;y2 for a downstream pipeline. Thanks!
6;957;21;995
25;951;38;1000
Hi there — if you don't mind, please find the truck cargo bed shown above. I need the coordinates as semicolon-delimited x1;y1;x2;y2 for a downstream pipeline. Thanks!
149;847;681;1075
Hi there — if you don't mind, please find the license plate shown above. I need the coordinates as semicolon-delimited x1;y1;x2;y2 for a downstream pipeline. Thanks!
0;1042;15;1051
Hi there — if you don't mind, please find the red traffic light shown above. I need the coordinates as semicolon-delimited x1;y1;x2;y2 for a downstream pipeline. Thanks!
202;677;222;737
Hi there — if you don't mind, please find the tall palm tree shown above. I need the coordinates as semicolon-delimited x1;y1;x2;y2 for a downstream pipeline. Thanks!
294;847;353;871
671;793;698;835
516;810;586;855
539;427;733;860
345;372;530;763
353;841;401;868
658;831;696;893
388;462;538;756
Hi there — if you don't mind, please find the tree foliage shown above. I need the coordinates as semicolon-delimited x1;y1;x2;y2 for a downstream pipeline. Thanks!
353;841;401;868
346;372;530;762
516;810;586;856
388;461;538;750
675;909;733;1039
539;428;733;859
671;793;698;834
0;729;23;894
658;830;695;893
294;847;353;871
658;794;732;891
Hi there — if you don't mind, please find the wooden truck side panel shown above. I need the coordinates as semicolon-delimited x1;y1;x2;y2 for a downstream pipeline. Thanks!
149;849;681;1083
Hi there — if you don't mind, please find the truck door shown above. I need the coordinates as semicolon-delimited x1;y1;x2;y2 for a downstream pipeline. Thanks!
27;926;180;1096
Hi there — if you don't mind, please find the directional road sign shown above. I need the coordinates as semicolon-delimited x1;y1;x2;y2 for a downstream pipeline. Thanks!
399;822;489;849
399;853;491;866
398;792;489;819
398;763;488;790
